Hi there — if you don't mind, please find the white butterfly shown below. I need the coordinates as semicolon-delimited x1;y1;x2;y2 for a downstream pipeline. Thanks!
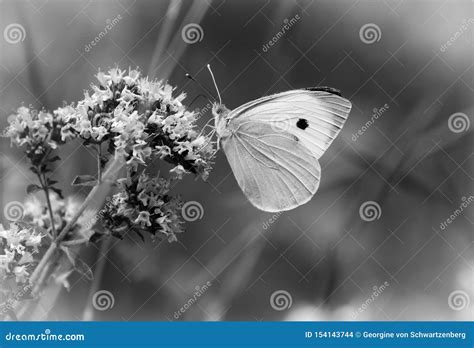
206;67;352;212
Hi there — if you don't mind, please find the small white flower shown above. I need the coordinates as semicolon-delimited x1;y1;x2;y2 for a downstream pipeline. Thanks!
134;211;152;227
170;165;187;180
13;265;29;283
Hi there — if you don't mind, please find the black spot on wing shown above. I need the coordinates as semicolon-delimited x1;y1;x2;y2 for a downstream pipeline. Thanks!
296;118;309;130
305;86;342;96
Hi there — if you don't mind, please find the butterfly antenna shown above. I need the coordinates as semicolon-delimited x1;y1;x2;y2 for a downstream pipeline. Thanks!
207;64;222;104
186;73;215;103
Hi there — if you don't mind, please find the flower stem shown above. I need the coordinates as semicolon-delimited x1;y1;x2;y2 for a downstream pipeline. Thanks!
97;144;102;184
81;237;112;320
37;172;56;238
29;158;124;294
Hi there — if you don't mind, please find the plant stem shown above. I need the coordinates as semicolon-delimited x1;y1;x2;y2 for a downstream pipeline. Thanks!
29;158;123;294
36;173;56;238
81;237;112;320
82;143;110;320
97;144;102;184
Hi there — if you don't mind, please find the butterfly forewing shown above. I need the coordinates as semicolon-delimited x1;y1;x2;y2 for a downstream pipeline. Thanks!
229;90;352;159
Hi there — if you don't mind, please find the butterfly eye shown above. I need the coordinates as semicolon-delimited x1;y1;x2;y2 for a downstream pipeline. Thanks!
213;104;229;116
296;118;309;130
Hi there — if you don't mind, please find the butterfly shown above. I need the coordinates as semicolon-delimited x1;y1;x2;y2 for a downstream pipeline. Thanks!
203;66;352;212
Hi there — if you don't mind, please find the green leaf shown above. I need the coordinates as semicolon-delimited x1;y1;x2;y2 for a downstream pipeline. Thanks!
47;179;58;185
50;187;64;199
72;175;97;187
26;184;41;194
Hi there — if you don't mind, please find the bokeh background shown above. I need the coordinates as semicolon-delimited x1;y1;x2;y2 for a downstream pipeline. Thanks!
0;0;473;321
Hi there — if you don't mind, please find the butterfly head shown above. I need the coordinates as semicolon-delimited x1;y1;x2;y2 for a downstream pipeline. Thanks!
212;102;231;138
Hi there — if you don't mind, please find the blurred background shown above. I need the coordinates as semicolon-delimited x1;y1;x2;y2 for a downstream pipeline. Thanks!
0;0;472;321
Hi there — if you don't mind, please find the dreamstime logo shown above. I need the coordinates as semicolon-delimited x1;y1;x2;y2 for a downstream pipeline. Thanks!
83;197;115;230
3;201;24;221
359;201;381;221
448;112;470;133
351;281;390;319
92;290;115;311
440;195;473;230
270;290;292;311
440;18;474;52
84;14;122;52
181;23;204;44
181;201;204;221
448;290;470;311
359;23;381;44
3;23;26;44
262;211;283;230
262;14;301;52
173;281;212;320
352;103;390;141
195;102;213;118
0;284;32;315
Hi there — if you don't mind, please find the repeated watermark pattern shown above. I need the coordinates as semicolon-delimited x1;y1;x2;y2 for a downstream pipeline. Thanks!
262;14;300;52
181;201;204;222
350;281;390;319
448;112;470;133
173;281;212;320
3;23;26;44
359;201;382;222
92;290;115;311
440;18;474;52
439;196;473;230
0;0;472;324
262;211;283;231
84;14;122;52
181;23;204;44
270;290;292;311
359;23;381;44
3;201;25;222
448;290;470;311
195;102;213;118
0;284;32;315
83;198;115;230
352;104;390;142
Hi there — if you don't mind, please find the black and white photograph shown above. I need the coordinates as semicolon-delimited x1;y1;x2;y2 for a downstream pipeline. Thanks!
0;0;472;345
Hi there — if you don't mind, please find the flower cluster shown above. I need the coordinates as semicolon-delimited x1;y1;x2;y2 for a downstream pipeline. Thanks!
5;106;75;167
2;66;216;318
73;67;215;180
0;194;84;294
0;223;43;284
102;171;183;242
23;194;83;236
5;68;215;181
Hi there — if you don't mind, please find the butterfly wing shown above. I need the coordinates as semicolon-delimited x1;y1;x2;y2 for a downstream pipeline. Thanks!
219;88;351;212
228;88;352;159
221;121;321;212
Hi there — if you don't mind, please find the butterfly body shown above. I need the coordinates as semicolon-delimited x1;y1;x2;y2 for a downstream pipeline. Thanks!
212;87;352;212
212;104;232;140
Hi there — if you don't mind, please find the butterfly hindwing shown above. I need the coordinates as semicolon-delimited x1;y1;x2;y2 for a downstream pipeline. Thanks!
221;121;321;212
